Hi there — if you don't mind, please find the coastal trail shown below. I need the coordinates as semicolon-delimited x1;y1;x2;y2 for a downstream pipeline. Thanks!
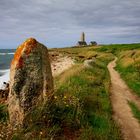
108;57;140;140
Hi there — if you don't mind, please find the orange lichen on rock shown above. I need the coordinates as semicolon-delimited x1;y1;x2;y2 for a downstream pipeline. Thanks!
16;57;24;69
24;38;37;55
11;38;38;69
11;44;25;68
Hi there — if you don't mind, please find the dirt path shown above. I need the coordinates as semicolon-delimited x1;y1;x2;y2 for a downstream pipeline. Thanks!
107;57;140;140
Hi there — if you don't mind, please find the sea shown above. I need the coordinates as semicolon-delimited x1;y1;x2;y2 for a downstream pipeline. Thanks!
0;49;15;89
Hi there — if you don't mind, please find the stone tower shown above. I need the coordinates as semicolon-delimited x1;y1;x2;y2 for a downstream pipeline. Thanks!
81;32;85;42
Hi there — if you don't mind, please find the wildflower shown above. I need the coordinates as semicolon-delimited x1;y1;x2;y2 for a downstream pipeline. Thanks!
64;96;67;99
40;131;43;135
54;96;57;99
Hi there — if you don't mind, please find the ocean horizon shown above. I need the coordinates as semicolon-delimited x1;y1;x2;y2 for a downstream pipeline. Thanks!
0;49;15;89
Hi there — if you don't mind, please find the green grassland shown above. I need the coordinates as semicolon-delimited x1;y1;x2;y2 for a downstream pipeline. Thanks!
116;49;140;97
51;50;120;139
1;43;140;139
57;44;140;98
96;43;140;97
20;47;121;139
1;46;122;140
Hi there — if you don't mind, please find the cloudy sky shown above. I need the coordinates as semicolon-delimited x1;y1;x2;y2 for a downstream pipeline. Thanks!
0;0;140;48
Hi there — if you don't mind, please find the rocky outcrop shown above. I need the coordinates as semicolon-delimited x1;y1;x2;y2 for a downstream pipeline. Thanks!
8;38;53;129
0;82;9;104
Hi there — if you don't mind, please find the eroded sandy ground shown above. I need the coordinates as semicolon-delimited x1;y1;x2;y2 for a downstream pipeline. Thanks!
51;55;74;77
108;58;140;140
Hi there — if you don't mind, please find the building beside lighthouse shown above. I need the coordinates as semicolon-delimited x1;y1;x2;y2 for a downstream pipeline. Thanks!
77;32;87;46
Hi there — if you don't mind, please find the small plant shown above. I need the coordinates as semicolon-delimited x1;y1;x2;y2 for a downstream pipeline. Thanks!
0;104;8;122
134;61;140;79
128;101;140;122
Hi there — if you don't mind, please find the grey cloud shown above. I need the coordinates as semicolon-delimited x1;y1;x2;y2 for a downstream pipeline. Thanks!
0;0;140;48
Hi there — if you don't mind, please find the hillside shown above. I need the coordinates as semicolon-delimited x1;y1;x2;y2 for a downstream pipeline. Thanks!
0;44;140;139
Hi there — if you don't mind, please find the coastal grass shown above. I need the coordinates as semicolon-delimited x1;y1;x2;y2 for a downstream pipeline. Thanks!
116;50;140;97
116;64;140;96
128;101;140;123
11;47;122;139
5;43;140;139
95;43;140;54
29;52;120;139
1;46;123;139
50;46;114;63
53;57;121;139
96;43;140;97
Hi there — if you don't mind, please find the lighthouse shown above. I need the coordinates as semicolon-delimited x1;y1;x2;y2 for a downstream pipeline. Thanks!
81;32;85;42
77;32;87;46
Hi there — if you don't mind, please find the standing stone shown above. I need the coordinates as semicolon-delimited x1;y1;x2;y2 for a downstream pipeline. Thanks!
8;38;53;128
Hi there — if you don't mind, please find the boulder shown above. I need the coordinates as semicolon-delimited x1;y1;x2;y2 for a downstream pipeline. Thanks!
8;38;53;128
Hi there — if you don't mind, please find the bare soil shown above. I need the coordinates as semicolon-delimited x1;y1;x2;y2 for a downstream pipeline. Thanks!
51;55;74;77
108;58;140;140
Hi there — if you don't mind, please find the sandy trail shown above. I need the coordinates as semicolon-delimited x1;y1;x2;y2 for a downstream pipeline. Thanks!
108;57;140;140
